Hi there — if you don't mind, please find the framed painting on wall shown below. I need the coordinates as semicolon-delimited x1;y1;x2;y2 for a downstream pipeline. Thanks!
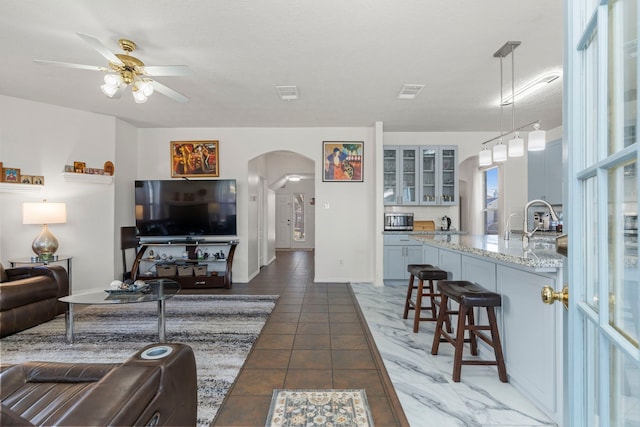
322;141;363;182
171;140;219;178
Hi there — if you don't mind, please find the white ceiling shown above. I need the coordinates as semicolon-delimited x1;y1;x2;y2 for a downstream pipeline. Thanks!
0;0;563;132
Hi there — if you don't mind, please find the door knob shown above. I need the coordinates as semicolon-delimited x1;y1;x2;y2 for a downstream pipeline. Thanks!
541;285;568;310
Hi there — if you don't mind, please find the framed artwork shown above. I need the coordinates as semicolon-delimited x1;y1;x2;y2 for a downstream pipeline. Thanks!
171;140;219;178
3;167;20;183
73;161;86;173
322;141;363;182
33;176;44;185
20;175;33;184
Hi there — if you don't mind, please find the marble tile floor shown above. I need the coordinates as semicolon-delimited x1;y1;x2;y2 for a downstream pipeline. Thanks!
351;282;557;427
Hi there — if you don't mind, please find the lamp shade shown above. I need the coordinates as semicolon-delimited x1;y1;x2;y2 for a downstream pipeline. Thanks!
508;135;524;157
528;126;546;151
479;148;493;166
23;202;67;225
493;142;508;162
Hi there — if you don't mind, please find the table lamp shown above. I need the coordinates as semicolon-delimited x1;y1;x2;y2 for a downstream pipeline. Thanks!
22;201;67;261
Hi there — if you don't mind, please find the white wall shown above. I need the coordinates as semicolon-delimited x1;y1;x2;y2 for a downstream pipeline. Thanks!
0;95;117;292
135;127;376;283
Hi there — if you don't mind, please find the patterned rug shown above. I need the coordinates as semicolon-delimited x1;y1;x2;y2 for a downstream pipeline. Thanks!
266;389;374;427
0;294;278;427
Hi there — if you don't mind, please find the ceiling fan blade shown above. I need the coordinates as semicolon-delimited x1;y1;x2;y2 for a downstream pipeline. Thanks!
76;32;123;65
143;65;192;76
150;80;189;103
34;59;108;72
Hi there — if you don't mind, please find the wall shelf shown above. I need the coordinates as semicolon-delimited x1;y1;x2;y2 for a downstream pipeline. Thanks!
0;182;43;193
62;173;113;184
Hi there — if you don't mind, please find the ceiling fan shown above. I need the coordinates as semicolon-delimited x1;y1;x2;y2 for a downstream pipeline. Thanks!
34;33;191;103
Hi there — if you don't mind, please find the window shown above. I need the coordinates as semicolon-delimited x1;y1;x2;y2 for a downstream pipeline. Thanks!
484;167;499;234
293;193;305;241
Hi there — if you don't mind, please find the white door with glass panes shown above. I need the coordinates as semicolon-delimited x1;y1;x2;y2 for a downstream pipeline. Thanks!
565;1;639;426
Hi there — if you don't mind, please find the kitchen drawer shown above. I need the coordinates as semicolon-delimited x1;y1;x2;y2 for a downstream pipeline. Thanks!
383;234;420;246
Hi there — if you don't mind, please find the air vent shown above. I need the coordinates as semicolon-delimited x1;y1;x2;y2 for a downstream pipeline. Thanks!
276;85;299;101
397;84;425;99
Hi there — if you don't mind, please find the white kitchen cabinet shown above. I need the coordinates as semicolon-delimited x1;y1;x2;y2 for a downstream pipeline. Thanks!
437;248;461;279
528;139;562;205
419;145;458;206
497;265;562;421
383;234;423;280
384;145;458;206
383;146;419;205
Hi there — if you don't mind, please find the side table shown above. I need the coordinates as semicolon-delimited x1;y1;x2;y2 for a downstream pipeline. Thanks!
9;256;73;293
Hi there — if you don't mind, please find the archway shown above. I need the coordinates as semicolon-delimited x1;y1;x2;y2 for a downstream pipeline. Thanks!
247;150;315;278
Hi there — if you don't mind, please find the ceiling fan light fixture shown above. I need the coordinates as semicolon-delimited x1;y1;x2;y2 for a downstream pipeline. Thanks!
100;83;119;97
137;79;154;97
104;73;122;87
132;86;148;103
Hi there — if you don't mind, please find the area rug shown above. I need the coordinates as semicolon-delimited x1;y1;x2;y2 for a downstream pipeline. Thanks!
0;294;278;427
265;389;374;427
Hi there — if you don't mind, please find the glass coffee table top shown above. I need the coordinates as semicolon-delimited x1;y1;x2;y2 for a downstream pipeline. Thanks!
59;279;181;344
60;278;180;305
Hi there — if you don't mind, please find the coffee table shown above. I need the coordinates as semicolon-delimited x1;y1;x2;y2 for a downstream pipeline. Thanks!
59;279;181;344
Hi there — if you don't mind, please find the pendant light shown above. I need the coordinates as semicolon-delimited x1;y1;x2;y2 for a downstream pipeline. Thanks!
479;147;493;166
528;122;546;151
508;134;524;157
493;140;508;162
478;41;552;165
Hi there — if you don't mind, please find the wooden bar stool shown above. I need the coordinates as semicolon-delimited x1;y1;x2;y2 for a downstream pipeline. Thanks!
403;264;451;333
431;280;507;383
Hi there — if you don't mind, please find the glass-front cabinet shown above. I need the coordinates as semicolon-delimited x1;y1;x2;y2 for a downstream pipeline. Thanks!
384;146;419;205
419;145;458;206
383;148;398;205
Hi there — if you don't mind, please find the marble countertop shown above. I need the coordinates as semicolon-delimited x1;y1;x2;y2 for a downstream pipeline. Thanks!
410;233;565;270
383;230;468;235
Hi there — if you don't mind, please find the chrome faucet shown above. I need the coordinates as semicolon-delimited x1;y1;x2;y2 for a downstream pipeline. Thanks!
522;199;559;245
503;212;520;240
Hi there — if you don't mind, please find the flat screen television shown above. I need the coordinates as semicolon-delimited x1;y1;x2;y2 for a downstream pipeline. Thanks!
134;179;237;241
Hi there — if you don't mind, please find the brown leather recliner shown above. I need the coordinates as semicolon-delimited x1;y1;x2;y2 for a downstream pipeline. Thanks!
0;343;198;426
0;265;69;338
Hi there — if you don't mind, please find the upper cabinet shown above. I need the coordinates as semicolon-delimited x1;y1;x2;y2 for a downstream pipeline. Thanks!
528;139;562;205
419;145;458;206
384;145;458;206
384;146;419;205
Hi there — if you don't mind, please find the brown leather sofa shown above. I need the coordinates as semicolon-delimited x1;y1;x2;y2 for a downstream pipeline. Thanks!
0;264;69;338
0;343;197;426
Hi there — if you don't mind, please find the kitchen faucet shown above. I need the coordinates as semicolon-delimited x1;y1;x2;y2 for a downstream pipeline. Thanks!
522;199;560;245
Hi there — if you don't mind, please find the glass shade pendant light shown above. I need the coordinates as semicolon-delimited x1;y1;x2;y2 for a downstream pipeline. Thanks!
528;122;546;151
479;146;493;166
508;133;524;157
493;140;508;162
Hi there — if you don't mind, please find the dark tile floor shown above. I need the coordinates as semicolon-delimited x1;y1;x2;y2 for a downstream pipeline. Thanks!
194;250;409;427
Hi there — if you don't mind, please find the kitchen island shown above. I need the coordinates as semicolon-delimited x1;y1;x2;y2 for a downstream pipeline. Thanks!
410;233;566;425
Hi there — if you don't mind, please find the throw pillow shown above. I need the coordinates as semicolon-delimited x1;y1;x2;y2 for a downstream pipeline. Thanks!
0;263;7;282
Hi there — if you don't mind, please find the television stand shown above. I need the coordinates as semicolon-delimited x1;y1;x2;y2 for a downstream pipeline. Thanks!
131;240;238;289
